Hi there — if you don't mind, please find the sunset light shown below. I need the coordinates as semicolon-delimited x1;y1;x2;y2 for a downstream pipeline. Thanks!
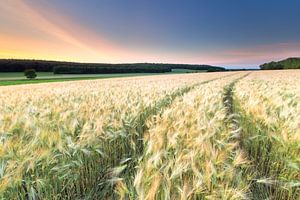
1;0;300;67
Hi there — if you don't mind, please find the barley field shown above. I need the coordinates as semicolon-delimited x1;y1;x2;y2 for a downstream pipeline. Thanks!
0;71;299;199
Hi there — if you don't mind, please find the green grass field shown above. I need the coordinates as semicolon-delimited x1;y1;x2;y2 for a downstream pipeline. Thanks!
0;72;157;80
0;69;206;86
0;73;159;86
170;68;206;73
0;72;54;78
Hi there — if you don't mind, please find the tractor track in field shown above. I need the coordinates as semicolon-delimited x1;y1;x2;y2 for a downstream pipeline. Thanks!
227;78;300;200
223;73;250;140
222;73;256;198
222;73;299;200
105;72;241;199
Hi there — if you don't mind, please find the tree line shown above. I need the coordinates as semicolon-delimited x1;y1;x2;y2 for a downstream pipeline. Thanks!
260;57;300;70
0;59;225;74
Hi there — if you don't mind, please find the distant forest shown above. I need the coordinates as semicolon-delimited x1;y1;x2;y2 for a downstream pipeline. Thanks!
0;59;225;74
260;57;300;70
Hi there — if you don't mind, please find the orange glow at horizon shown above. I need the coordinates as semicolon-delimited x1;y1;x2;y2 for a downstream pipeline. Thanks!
0;0;152;63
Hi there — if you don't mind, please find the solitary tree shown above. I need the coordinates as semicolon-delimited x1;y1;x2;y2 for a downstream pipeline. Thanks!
24;69;37;79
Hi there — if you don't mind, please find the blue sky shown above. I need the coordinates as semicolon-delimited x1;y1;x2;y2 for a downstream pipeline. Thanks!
1;0;300;68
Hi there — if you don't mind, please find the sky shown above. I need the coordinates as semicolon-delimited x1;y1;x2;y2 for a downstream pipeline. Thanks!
0;0;300;68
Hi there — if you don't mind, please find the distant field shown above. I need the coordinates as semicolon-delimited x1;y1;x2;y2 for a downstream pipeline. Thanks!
0;70;205;86
0;72;163;86
0;72;159;80
0;72;53;78
170;68;206;73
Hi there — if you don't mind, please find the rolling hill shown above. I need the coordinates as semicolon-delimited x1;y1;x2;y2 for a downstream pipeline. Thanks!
260;57;300;70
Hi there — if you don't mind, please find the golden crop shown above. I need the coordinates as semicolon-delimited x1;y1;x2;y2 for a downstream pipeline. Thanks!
235;70;300;137
234;70;300;199
134;73;249;199
0;73;230;199
0;70;299;199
